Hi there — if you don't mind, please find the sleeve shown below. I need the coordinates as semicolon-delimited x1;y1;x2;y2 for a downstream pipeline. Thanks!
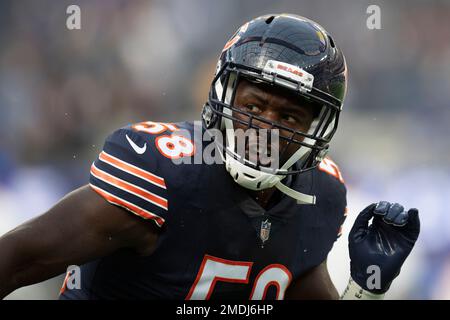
335;192;347;240
89;127;169;227
318;157;347;241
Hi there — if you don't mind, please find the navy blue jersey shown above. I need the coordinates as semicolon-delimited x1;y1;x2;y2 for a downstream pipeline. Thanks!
60;121;347;300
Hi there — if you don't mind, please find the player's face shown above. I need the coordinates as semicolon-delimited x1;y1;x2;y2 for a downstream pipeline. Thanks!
232;78;316;167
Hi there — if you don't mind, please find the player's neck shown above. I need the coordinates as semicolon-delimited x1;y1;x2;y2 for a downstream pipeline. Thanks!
249;187;278;210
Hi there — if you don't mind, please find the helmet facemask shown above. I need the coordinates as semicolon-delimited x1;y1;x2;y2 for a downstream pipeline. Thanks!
202;14;347;204
203;61;341;204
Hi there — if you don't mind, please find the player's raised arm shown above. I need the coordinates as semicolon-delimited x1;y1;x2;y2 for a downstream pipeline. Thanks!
0;185;159;299
285;260;340;300
342;202;420;299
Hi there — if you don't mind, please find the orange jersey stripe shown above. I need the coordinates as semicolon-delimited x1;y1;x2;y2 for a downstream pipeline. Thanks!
91;164;168;210
90;184;165;227
99;151;166;189
59;271;70;295
318;157;345;184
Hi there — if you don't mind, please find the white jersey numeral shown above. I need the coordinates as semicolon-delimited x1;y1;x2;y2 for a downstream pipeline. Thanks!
186;255;292;300
249;264;292;300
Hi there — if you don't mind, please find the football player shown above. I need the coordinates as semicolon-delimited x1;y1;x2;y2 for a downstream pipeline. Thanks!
0;14;419;300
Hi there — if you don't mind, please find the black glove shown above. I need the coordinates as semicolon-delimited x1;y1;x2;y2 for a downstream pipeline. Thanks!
348;201;420;294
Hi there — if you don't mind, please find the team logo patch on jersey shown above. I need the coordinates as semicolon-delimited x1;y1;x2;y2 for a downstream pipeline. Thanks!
260;219;272;246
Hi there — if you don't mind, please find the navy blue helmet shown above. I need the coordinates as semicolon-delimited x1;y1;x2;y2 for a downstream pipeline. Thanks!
202;14;347;192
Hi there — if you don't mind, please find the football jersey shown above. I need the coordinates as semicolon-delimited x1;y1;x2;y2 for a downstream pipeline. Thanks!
59;121;347;300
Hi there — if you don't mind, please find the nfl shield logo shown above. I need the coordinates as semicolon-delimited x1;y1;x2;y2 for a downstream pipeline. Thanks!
260;219;272;244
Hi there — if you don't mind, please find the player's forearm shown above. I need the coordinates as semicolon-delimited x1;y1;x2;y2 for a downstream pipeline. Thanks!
0;232;18;298
286;278;339;299
285;260;340;299
0;225;32;298
0;224;67;299
310;278;340;300
0;227;39;298
322;281;340;300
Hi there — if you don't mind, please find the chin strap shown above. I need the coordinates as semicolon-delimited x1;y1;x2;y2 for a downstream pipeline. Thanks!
275;181;316;205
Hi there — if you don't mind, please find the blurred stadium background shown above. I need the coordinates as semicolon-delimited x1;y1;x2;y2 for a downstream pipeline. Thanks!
1;0;449;299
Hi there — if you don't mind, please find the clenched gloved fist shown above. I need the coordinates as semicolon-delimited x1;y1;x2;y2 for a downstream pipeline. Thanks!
348;201;420;294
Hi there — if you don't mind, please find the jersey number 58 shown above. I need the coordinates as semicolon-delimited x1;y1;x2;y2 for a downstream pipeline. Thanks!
186;254;292;300
133;121;195;159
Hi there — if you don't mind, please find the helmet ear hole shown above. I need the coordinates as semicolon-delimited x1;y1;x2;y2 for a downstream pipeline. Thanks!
265;16;275;24
328;35;336;48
